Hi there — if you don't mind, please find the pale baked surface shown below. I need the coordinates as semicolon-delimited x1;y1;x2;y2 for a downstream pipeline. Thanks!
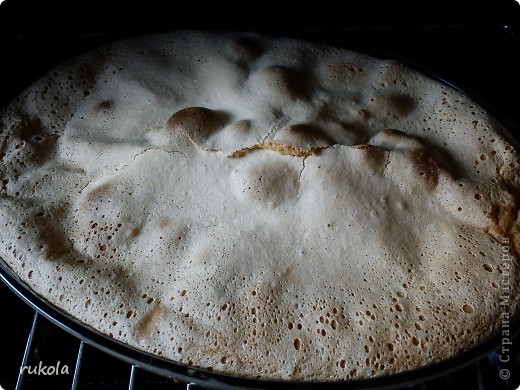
0;31;519;380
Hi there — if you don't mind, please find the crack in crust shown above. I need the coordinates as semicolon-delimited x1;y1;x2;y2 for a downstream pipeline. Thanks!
228;140;330;159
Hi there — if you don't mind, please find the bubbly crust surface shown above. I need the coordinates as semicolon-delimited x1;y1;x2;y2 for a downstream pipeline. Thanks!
1;31;519;380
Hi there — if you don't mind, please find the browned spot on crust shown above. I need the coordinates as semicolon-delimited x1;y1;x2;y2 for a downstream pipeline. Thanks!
95;100;113;113
485;197;516;236
485;201;519;260
387;94;416;116
484;162;520;258
499;163;520;199
370;94;416;117
351;144;387;167
165;107;212;132
228;120;251;134
274;124;335;149
509;222;520;258
411;150;439;184
285;124;318;136
82;182;114;211
165;107;228;145
136;303;166;341
256;66;306;99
